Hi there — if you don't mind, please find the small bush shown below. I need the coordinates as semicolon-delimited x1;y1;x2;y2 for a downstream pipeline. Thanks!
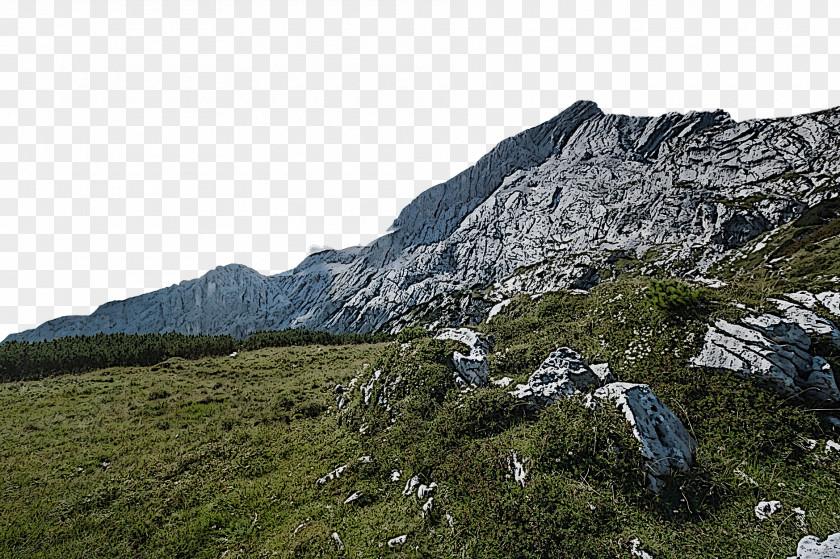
645;279;703;313
396;325;431;343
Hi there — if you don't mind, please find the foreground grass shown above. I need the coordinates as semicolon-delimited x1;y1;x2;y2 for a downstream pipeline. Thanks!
0;344;387;558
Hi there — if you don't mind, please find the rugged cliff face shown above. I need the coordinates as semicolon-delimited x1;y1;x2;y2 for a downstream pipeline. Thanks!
6;101;840;343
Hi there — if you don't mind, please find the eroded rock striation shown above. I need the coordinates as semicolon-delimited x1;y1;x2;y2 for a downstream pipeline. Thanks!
691;311;840;403
7;103;840;342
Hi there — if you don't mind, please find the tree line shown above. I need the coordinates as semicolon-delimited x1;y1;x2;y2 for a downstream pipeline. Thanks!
0;329;390;382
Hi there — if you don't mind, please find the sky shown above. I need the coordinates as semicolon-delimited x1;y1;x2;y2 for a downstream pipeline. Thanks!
2;0;839;340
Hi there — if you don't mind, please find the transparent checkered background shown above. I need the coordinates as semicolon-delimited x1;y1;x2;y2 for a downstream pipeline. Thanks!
1;1;839;340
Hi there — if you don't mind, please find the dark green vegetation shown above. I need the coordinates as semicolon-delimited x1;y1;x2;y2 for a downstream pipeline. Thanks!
0;329;389;382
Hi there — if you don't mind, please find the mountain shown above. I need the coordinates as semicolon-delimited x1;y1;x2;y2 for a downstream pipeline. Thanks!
6;100;840;343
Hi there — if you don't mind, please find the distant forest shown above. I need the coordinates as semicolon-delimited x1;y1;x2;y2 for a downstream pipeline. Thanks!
0;330;390;382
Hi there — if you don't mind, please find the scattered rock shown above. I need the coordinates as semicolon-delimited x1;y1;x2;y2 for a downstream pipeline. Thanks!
691;317;840;403
794;507;807;533
826;440;840;454
803;439;818;451
491;376;514;388
343;491;362;505
388;535;407;548
362;370;382;406
788;533;840;559
357;455;374;463
422;497;433;514
228;351;238;358
331;532;344;551
630;537;655;559
508;451;528;487
510;347;612;408
417;482;438;500
445;513;455;529
335;384;348;410
390;469;401;482
402;475;421;497
434;328;493;387
594;382;696;492
694;278;727;288
755;500;783;520
317;465;347;485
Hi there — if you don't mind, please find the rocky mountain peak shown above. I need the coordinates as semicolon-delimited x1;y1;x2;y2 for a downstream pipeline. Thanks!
5;104;839;343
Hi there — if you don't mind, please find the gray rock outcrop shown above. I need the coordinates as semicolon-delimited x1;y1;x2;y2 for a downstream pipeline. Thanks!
593;382;697;492
691;315;840;403
433;328;492;387
7;103;840;342
509;347;613;407
788;533;840;559
770;298;840;350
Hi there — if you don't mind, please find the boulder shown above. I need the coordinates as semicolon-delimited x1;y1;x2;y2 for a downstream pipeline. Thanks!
690;317;840;403
788;533;840;559
509;347;613;407
755;500;782;520
817;292;840;317
770;298;840;350
434;328;493;387
594;382;696;492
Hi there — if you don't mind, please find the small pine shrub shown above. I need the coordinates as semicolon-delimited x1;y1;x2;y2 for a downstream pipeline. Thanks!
396;325;431;343
645;279;703;314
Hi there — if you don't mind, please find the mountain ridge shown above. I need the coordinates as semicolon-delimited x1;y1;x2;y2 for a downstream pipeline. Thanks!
6;101;840;343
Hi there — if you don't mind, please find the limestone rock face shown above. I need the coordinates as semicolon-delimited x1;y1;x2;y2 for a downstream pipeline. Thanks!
7;103;840;342
787;533;840;559
509;347;612;407
593;382;697;491
691;316;840;403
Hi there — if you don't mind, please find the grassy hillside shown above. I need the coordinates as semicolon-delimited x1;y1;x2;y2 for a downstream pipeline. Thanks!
3;201;840;558
2;274;839;558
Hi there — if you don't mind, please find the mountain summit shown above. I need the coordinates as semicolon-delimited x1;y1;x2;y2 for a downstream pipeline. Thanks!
6;102;840;343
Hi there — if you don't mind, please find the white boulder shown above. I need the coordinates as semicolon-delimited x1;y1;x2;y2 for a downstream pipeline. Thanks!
508;451;528;487
486;298;512;323
788;533;840;559
434;328;493;387
317;465;347;485
417;482;437;499
755;500;782;520
331;532;344;551
402;475;420;496
817;292;840;317
510;347;613;408
594;382;696;492
388;535;407;548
